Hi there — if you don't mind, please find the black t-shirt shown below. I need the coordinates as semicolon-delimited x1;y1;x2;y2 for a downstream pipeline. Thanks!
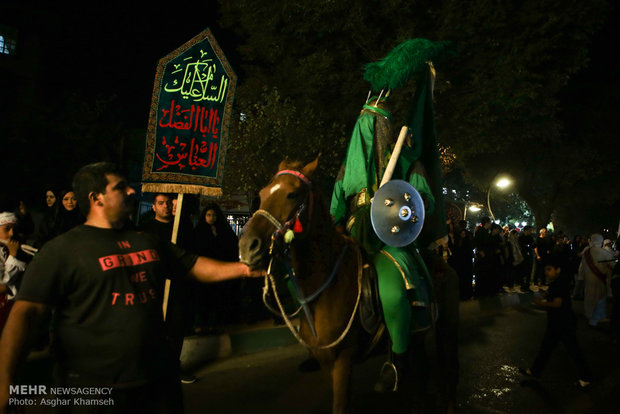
139;219;173;243
545;274;575;330
518;233;535;259
535;236;553;261
16;225;198;387
140;218;192;249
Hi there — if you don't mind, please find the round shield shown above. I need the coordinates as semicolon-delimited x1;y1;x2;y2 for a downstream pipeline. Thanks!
370;180;425;247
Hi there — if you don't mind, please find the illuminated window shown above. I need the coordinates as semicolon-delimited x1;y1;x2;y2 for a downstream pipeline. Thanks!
0;26;17;55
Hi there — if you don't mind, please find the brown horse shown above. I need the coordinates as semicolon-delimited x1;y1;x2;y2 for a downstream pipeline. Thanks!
239;157;459;414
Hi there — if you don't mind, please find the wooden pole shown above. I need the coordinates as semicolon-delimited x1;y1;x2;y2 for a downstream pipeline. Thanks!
379;126;409;188
162;193;184;321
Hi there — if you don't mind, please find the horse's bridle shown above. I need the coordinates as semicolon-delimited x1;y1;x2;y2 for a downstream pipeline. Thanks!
250;168;363;349
252;169;314;243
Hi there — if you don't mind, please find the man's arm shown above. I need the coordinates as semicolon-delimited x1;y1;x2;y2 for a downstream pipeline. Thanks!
0;300;48;413
188;257;264;283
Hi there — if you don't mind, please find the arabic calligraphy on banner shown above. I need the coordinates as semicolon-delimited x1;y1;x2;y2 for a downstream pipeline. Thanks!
142;29;236;196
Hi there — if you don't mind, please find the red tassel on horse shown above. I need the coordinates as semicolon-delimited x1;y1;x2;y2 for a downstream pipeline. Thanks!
293;217;303;233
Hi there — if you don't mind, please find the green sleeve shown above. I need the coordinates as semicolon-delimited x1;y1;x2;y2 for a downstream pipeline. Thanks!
330;178;347;225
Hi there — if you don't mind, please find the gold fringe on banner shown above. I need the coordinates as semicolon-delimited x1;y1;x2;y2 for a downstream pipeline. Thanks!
141;183;223;197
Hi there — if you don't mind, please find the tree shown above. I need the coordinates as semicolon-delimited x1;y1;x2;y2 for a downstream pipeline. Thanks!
217;0;617;231
224;87;347;198
433;0;611;229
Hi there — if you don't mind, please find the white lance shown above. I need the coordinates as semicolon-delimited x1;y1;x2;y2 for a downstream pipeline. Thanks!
379;126;410;187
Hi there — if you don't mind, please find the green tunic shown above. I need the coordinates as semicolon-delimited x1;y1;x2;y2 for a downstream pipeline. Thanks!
329;101;435;353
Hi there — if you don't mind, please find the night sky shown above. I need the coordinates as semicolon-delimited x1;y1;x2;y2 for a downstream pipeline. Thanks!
4;4;619;229
39;6;239;129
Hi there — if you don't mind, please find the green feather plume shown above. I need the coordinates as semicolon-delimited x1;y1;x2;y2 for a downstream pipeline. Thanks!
363;38;451;92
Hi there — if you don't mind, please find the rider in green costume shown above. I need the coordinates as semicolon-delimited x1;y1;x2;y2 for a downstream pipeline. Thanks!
330;73;437;391
330;37;454;392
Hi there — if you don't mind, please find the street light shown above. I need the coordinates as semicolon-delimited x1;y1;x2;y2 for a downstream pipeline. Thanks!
487;176;513;222
463;202;484;220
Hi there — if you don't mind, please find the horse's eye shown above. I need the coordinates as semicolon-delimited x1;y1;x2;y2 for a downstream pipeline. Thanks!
287;191;300;200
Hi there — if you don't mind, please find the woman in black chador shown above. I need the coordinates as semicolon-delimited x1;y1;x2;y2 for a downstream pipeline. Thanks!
191;203;240;329
35;189;85;248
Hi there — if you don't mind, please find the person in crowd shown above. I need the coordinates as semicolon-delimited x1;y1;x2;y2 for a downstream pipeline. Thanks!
566;235;580;293
518;225;536;292
192;202;239;266
573;235;584;251
34;187;59;248
12;197;34;246
505;229;525;293
45;188;57;210
0;212;27;335
191;203;240;330
140;193;195;384
520;256;591;388
552;231;572;271
474;216;493;297
533;228;553;289
488;223;505;294
142;193;174;241
572;235;590;300
610;236;620;345
0;162;263;413
140;193;192;249
448;220;474;300
54;190;85;235
35;189;85;248
580;233;615;328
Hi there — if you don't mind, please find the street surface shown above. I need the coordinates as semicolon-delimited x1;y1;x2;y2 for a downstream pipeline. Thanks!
183;299;620;414
16;297;619;413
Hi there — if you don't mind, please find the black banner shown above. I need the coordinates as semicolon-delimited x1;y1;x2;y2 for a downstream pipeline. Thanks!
142;29;236;196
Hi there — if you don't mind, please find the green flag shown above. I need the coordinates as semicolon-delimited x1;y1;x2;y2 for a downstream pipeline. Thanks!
403;64;448;248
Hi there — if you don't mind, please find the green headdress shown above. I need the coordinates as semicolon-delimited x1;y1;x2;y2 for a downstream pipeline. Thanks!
363;38;451;92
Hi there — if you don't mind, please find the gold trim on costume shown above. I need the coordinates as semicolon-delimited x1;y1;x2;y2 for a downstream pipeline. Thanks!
346;216;356;233
379;249;415;291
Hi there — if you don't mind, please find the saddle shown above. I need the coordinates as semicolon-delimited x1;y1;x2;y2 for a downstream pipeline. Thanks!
359;259;383;334
357;257;386;358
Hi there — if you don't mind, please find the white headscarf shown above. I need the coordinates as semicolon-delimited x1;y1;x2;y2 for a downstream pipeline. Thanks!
0;212;17;226
589;233;604;248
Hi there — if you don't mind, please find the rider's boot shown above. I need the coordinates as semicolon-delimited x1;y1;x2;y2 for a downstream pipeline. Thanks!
374;350;408;392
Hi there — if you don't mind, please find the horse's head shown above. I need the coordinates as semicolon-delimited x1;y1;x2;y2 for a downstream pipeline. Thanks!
239;157;319;270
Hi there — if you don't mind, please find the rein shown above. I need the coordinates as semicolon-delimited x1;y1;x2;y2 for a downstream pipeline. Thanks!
253;168;363;349
266;238;364;350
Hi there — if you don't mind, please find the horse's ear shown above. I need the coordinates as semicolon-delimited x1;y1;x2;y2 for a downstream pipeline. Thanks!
277;157;290;172
302;154;321;178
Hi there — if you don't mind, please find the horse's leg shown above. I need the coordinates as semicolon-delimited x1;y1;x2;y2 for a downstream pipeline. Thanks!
407;332;430;413
331;347;354;414
431;255;460;414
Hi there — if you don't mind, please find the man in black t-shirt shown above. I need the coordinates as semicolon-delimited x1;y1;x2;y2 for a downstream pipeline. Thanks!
140;192;196;383
141;193;174;241
0;162;262;413
520;256;591;388
533;228;553;287
518;225;535;291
